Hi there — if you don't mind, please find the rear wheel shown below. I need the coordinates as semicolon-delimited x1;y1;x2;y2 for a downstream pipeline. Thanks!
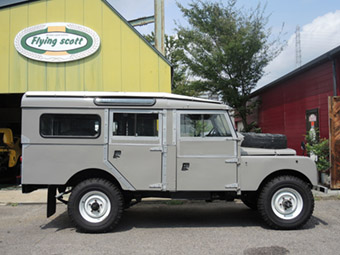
68;178;123;233
257;175;314;230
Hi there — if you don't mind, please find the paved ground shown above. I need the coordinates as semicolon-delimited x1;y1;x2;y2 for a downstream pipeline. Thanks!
0;199;340;255
0;188;48;205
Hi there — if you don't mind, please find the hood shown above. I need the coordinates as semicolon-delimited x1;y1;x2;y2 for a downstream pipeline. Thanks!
241;147;296;156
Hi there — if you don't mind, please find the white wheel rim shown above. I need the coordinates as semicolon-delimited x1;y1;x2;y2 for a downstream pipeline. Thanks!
271;188;303;220
79;191;111;223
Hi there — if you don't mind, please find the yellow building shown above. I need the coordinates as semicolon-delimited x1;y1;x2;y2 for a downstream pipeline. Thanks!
0;0;172;134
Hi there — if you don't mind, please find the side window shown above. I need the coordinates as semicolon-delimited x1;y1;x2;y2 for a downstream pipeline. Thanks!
40;114;101;138
180;113;232;137
113;113;159;137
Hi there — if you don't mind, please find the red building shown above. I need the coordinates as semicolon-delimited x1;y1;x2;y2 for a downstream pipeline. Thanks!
248;46;340;155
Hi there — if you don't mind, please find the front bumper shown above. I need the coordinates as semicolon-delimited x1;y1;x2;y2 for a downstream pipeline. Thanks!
313;185;328;193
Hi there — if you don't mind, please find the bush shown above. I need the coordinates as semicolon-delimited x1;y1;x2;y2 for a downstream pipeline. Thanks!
305;130;330;172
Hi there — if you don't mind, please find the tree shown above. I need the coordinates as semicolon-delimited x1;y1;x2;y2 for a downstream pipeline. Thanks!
144;32;198;96
176;0;283;131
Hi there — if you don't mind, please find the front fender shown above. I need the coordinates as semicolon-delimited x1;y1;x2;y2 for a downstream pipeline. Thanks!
238;156;318;191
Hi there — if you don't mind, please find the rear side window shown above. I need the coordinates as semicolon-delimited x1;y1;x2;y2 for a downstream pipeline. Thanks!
40;114;101;138
113;113;159;137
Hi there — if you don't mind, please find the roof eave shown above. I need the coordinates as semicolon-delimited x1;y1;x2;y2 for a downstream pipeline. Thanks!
252;44;340;97
0;0;38;9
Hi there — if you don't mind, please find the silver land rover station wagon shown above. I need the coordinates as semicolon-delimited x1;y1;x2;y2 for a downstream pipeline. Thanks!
21;91;326;232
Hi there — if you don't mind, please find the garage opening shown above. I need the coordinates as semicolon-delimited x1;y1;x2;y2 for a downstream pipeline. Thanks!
0;93;23;185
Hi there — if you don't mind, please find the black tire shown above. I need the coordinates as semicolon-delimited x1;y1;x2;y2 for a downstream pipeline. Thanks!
241;133;287;149
68;178;123;233
123;196;132;209
257;175;314;230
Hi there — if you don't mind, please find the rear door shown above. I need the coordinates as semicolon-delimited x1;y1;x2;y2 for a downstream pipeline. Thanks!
108;110;163;190
176;111;238;190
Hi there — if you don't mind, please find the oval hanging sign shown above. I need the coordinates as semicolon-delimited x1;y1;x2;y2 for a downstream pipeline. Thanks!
14;22;100;62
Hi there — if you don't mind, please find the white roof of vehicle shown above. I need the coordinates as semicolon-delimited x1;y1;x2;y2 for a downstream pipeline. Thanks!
24;91;228;107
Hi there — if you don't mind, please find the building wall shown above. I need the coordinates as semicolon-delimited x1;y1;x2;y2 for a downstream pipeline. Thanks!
0;0;171;93
257;59;340;154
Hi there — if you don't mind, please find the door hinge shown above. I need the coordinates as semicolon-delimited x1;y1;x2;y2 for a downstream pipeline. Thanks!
225;183;238;189
225;158;238;164
225;183;241;194
149;183;162;189
150;147;163;152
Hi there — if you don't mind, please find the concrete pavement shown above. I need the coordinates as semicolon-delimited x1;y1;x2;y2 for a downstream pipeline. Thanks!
0;187;47;205
1;200;340;254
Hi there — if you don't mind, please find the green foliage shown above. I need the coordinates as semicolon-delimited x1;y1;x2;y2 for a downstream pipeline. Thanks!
176;0;283;131
185;117;213;137
144;32;199;96
247;121;262;133
305;130;330;172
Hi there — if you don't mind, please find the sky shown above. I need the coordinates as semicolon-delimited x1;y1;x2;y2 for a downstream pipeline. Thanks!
108;0;340;90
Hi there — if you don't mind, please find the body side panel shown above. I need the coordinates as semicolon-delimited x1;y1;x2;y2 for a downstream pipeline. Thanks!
22;144;107;185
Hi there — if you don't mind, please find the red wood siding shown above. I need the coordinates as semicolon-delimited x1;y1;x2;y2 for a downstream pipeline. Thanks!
257;59;338;155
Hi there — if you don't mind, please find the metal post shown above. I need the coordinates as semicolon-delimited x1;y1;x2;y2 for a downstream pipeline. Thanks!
332;59;338;96
129;16;155;27
154;0;164;55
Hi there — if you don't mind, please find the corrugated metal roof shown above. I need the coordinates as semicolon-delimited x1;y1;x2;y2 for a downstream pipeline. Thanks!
252;44;340;96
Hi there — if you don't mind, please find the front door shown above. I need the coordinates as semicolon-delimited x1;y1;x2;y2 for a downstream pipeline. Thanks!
176;111;238;191
108;110;163;190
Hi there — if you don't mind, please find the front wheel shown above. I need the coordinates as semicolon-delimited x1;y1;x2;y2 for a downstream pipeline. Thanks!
257;175;314;230
68;178;123;233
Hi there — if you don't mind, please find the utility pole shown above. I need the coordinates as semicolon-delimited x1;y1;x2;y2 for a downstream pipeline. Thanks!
295;25;302;67
154;0;164;55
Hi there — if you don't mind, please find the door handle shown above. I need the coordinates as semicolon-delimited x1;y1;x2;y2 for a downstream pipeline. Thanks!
182;163;190;171
113;150;121;158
